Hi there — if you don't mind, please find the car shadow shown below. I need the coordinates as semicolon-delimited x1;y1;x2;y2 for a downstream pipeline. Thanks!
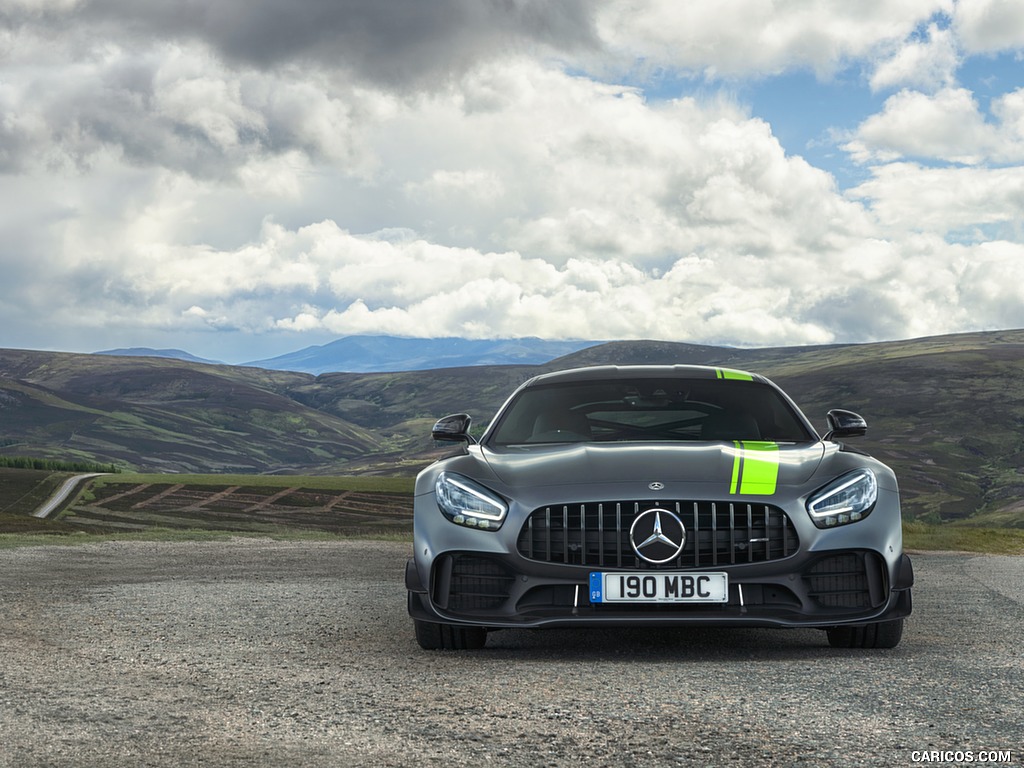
479;625;895;661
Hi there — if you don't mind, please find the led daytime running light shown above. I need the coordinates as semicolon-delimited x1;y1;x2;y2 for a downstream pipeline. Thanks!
807;469;877;528
435;472;508;529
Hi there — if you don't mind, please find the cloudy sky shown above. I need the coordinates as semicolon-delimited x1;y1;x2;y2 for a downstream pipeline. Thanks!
2;0;1024;362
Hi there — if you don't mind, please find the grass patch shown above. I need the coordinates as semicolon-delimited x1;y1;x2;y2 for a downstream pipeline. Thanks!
903;520;1024;555
0;512;81;536
95;473;414;494
0;527;413;549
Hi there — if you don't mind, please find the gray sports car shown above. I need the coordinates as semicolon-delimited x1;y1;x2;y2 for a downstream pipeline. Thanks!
406;365;914;650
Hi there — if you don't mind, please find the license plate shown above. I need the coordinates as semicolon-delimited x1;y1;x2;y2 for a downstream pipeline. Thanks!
589;572;728;604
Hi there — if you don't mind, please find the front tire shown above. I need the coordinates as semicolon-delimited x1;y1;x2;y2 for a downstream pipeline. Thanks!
414;620;487;650
826;618;904;649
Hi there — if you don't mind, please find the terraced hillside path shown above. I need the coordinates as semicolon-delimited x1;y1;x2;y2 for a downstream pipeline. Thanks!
181;485;240;512
66;481;414;536
243;486;296;512
131;483;183;509
97;483;154;507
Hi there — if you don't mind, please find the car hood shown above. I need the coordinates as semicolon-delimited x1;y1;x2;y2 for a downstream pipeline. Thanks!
481;441;826;492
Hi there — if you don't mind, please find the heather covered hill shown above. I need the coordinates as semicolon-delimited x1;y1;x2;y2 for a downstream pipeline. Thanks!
2;330;1024;525
0;350;377;474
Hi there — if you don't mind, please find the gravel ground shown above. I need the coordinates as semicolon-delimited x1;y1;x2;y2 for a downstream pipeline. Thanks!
0;539;1020;767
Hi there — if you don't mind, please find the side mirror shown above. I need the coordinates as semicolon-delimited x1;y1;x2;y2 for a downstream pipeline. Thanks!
825;409;867;440
431;413;475;443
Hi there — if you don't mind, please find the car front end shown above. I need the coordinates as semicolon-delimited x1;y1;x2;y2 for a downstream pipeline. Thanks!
407;365;914;650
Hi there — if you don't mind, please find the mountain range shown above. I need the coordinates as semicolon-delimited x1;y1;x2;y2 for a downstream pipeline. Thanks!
6;329;1024;527
98;336;600;374
96;347;224;366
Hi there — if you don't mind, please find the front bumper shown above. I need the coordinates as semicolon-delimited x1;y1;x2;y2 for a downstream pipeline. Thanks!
407;548;914;630
410;456;913;631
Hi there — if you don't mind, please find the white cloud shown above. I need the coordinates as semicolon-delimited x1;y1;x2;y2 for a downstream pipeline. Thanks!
381;61;871;269
3;0;1024;363
3;0;81;9
844;87;1024;165
404;169;505;206
869;22;959;92
955;240;1024;327
0;30;387;181
595;0;951;78
954;0;1024;53
36;204;1019;353
153;55;263;152
990;87;1024;146
847;162;1024;234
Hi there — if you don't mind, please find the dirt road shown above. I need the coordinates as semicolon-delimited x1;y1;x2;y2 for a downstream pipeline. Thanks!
30;474;105;518
0;540;1020;767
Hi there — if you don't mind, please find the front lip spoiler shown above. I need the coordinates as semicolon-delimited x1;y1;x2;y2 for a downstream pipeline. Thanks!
403;557;917;634
407;573;914;631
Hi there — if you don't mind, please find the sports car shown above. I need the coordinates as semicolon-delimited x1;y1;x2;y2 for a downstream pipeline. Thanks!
406;365;913;650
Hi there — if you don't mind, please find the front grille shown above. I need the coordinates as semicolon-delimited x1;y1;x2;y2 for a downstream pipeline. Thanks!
804;552;886;609
434;554;515;612
516;500;799;568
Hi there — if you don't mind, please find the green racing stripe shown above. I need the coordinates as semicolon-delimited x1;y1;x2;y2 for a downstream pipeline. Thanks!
716;368;754;381
730;441;780;496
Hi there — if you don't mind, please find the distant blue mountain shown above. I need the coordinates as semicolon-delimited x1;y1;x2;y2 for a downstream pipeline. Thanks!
95;347;224;365
242;335;601;374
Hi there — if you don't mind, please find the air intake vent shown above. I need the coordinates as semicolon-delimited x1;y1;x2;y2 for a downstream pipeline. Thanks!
434;554;515;612
804;552;886;609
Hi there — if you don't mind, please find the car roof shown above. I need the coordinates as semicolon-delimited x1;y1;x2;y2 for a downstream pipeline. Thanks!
523;364;770;387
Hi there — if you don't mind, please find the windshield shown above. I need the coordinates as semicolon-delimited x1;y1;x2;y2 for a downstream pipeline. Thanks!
487;378;814;446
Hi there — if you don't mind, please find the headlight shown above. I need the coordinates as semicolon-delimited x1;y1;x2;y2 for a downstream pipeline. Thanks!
806;469;877;528
435;472;508;531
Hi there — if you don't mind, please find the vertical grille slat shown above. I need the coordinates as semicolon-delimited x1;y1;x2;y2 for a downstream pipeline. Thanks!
615;503;623;568
517;499;799;568
580;504;587;566
746;504;753;564
565;505;573;565
711;502;718;567
689;501;699;568
729;503;736;565
545;507;552;562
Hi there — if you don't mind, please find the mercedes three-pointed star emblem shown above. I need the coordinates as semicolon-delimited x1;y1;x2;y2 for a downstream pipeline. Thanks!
629;508;687;564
